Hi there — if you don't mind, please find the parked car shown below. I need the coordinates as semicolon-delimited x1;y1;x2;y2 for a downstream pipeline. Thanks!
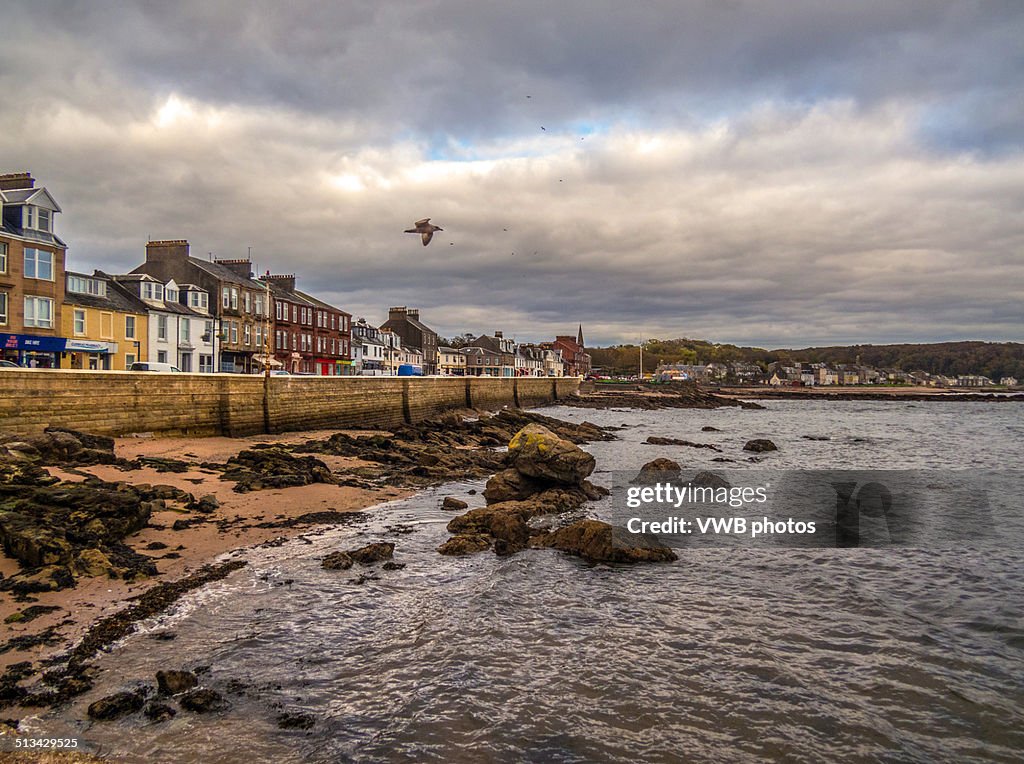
129;362;181;373
0;360;20;368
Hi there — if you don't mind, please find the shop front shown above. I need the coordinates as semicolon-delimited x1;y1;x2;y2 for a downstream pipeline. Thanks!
1;332;67;368
65;339;118;370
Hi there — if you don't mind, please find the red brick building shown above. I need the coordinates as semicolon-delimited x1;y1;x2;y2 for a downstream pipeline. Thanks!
552;325;591;377
262;274;351;375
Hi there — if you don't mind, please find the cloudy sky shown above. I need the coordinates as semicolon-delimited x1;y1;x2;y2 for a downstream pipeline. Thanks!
2;1;1021;348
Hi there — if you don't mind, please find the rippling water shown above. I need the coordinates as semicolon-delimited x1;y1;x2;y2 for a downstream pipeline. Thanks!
27;401;1024;763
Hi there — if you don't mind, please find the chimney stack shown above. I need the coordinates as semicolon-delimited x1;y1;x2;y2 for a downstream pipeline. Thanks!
215;258;254;279
0;172;35;191
264;274;296;292
145;239;190;265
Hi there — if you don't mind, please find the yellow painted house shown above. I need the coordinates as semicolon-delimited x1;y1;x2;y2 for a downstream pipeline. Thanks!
60;271;148;370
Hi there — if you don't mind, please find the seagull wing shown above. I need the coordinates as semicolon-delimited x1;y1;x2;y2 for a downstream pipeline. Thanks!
421;231;434;246
415;218;431;227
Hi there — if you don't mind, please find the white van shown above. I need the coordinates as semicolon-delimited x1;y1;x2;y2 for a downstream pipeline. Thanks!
129;362;182;373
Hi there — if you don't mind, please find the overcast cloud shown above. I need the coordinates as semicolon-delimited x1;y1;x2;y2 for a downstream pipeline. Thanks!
2;1;1021;347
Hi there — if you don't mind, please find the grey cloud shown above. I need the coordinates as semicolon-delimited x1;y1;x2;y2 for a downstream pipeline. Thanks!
1;2;1022;348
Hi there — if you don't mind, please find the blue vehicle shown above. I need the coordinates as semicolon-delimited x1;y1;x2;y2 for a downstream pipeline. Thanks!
397;364;423;376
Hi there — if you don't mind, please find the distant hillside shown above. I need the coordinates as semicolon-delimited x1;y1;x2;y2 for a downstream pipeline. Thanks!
587;339;1024;380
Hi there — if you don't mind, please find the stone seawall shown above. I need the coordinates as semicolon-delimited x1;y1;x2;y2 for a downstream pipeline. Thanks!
0;371;580;437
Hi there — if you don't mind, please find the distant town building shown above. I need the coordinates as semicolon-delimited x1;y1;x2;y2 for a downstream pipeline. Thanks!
438;346;466;376
352;318;387;375
552;325;591;377
381;306;438;374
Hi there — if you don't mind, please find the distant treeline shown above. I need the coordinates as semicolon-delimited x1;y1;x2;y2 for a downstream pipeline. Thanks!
587;339;1024;380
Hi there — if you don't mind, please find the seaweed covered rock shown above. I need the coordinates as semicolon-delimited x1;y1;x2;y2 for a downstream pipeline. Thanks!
87;689;147;721
532;520;678;564
0;477;158;590
321;542;395;570
221;447;335;492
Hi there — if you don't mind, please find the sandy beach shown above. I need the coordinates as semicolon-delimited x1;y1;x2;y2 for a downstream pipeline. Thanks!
0;429;412;678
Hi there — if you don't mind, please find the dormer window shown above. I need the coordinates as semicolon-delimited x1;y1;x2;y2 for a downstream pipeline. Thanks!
23;206;51;232
188;291;208;310
67;275;106;296
166;287;178;303
141;282;164;301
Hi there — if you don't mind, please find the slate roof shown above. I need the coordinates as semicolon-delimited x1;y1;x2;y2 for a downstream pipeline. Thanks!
64;271;148;314
188;257;264;289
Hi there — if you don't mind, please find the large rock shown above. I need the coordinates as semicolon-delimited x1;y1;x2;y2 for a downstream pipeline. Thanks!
743;439;778;453
507;425;595;486
483;469;548;504
532;520;678;564
156;669;198;696
437;534;492;556
87;690;146;721
179;688;228;713
321;542;394;570
631;459;682;484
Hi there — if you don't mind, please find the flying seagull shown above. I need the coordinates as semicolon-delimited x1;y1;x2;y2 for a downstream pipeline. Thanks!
405;218;443;246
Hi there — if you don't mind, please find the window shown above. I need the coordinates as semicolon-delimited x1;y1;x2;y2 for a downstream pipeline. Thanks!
0;292;7;325
276;302;282;320
244;291;251;313
23;206;51;232
180;319;190;343
220;324;229;342
0;242;7;273
222;287;230;309
292;305;297;322
166;287;178;303
188;291;208;310
125;315;136;339
125;353;136;370
230;288;238;310
157;351;167;363
199;354;214;373
141;282;163;301
230;322;238;344
179;353;192;372
67;275;106;296
254;295;263;317
24;249;54;280
24;296;54;328
157;315;168;341
204;320;214;340
73;309;86;335
244;324;251;346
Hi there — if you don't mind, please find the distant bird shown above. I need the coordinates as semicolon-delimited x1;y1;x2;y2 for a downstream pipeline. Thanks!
405;218;443;246
540;126;546;131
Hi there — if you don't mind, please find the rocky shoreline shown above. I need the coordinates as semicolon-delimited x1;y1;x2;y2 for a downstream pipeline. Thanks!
567;380;764;410
0;405;623;727
0;387;766;734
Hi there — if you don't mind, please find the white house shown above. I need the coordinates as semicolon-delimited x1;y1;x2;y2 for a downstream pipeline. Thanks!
114;275;218;372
